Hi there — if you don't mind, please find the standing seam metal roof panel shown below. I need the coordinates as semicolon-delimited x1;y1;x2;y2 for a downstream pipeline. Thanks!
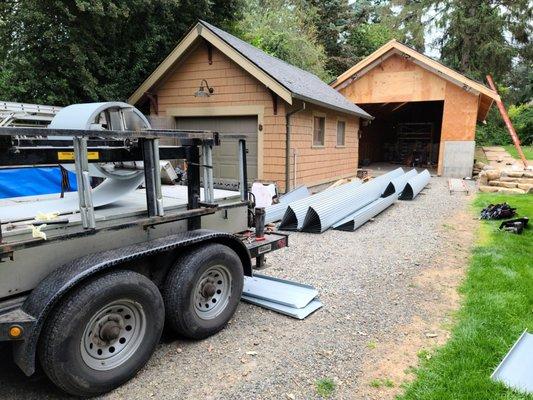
383;169;418;197
279;180;363;230
265;186;310;224
199;20;372;119
399;169;431;200
333;195;397;231
301;168;404;233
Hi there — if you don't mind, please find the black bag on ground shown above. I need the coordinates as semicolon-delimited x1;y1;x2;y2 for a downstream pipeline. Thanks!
480;203;516;220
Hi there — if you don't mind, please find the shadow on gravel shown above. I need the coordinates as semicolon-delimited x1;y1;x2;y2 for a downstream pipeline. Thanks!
0;343;67;399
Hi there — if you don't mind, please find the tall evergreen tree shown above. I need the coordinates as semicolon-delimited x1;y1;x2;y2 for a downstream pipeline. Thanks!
0;0;243;105
303;0;356;77
437;0;531;82
235;0;330;80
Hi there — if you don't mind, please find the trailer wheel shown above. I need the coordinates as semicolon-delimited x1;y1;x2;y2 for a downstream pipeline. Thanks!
163;243;244;339
38;270;164;397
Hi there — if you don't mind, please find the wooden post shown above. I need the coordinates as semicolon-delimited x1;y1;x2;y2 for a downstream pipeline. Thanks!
486;75;529;168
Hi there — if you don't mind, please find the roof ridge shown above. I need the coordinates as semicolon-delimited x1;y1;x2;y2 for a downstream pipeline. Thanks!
199;20;323;81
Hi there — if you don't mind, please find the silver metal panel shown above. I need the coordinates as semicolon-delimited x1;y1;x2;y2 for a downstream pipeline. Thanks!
241;296;322;319
301;168;404;233
492;331;533;394
265;186;310;224
383;169;418;197
333;194;397;231
0;173;146;222
243;274;318;309
279;185;310;204
49;102;148;130
279;180;363;230
442;140;476;178
399;169;431;200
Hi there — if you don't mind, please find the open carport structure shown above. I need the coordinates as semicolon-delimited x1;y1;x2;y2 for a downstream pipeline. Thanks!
331;40;501;177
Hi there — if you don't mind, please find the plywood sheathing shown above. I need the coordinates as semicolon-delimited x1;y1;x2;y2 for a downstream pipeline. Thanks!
332;40;499;123
339;54;446;104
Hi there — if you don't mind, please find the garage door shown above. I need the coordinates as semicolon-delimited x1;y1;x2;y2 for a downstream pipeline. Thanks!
175;116;258;189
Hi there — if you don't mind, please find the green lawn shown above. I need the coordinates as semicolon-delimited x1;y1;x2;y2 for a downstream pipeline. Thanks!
399;193;533;400
504;145;533;160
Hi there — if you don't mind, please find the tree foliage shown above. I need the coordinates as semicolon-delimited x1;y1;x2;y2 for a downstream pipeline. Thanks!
436;0;531;83
234;0;330;80
0;0;243;105
0;0;531;149
303;0;356;78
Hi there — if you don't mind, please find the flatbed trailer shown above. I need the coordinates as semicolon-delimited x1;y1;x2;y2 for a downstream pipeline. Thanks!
0;102;287;397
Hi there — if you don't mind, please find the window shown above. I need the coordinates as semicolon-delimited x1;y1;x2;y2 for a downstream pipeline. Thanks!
337;120;346;146
313;116;325;146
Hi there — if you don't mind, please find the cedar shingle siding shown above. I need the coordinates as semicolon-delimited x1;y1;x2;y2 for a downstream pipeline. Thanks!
154;45;359;191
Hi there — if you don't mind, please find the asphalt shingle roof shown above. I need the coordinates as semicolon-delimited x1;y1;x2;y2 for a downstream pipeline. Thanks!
200;21;372;119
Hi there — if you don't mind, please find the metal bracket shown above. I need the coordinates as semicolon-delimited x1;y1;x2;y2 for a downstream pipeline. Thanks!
141;138;164;217
238;139;249;202
73;137;95;229
202;143;215;204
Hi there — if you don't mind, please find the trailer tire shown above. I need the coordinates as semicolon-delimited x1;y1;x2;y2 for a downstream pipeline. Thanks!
38;270;164;397
163;243;244;339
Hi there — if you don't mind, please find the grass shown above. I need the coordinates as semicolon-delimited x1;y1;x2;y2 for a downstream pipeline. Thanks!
315;378;336;398
366;340;377;349
399;193;533;400
370;378;395;388
504;145;533;160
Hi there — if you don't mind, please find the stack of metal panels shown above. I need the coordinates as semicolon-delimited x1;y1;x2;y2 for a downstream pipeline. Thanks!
399;169;431;200
241;273;322;319
264;185;310;224
332;195;397;231
383;169;418;197
279;179;363;230
300;168;404;233
272;168;430;234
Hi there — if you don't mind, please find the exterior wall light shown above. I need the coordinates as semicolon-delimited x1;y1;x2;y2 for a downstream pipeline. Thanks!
194;79;215;97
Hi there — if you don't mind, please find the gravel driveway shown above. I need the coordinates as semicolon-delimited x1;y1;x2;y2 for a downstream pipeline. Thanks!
0;177;472;399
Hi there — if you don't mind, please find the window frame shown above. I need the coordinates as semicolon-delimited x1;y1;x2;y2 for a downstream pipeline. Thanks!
336;119;346;147
312;114;326;147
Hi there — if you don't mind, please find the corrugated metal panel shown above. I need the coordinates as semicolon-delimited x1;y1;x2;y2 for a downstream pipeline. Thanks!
301;168;404;233
399;169;431;200
333;194;397;231
383;169;418;197
279;180;363;230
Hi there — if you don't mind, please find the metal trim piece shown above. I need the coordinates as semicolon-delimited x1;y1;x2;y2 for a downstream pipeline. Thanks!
241;296;322;320
243;274;318;309
399;169;431;200
491;330;533;394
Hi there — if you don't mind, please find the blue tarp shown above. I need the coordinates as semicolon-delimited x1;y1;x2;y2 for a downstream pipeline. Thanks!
0;167;77;199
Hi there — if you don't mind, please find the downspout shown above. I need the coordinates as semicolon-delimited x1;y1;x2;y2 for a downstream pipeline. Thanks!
285;102;306;193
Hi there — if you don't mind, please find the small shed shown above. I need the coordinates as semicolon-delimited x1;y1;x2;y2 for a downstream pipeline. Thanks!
331;40;500;177
129;21;372;192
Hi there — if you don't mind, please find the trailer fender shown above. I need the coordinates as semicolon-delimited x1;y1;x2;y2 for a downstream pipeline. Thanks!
12;229;251;376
